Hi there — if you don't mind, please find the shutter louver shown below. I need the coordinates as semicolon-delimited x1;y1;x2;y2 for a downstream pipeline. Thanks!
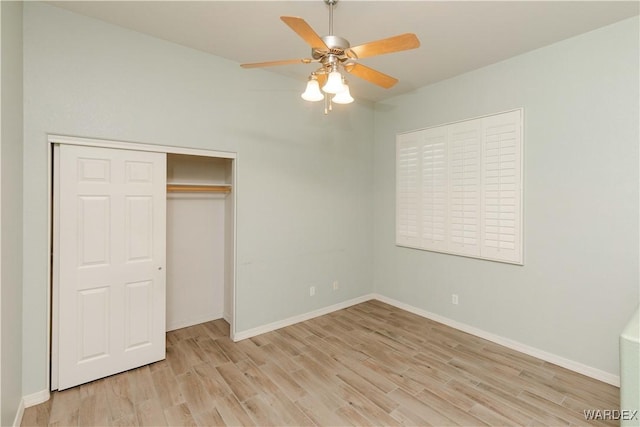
396;135;420;246
481;110;522;263
448;120;482;257
396;109;522;264
420;128;448;251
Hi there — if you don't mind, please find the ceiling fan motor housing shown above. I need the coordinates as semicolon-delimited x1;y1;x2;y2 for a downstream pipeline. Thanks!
312;35;351;61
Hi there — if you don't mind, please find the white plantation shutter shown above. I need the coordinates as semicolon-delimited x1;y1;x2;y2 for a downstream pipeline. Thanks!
420;127;448;251
481;110;522;263
448;119;482;257
396;109;523;265
396;133;420;246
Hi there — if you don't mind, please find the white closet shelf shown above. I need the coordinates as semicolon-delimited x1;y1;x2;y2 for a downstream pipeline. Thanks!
166;184;231;194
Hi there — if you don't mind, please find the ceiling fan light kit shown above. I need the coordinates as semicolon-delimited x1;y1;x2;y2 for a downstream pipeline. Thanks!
332;80;354;105
241;0;420;115
301;74;325;102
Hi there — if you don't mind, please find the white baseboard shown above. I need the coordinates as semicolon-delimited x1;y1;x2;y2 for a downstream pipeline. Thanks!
23;389;50;408
14;389;50;426
232;294;375;342
373;294;620;387
167;312;224;332
12;399;25;427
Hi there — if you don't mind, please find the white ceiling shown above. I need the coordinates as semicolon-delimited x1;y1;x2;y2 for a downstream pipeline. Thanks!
48;1;639;102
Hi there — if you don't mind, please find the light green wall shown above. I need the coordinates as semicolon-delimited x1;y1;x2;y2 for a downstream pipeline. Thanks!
373;16;639;377
1;1;24;425
22;2;374;395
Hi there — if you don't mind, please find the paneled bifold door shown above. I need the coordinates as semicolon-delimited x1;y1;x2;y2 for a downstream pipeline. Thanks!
56;144;167;390
396;109;522;264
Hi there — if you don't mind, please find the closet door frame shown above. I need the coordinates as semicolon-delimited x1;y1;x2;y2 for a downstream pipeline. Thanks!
48;134;237;391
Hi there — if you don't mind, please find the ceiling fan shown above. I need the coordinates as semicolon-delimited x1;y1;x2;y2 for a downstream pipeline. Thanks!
240;0;420;113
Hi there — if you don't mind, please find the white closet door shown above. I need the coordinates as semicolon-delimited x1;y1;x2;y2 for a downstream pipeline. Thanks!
57;144;166;390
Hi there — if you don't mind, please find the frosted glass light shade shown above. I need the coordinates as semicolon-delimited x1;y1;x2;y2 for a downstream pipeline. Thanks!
332;84;354;104
301;79;324;102
322;71;345;94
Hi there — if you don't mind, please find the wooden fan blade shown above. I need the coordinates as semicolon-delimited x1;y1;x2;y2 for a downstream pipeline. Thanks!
349;33;420;59
281;16;328;50
345;63;398;89
241;58;313;68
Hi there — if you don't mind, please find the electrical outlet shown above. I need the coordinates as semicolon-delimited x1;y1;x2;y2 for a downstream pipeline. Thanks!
309;286;316;297
333;281;339;290
452;294;459;305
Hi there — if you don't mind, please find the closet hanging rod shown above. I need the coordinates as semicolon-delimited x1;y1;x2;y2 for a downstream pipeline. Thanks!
166;184;231;194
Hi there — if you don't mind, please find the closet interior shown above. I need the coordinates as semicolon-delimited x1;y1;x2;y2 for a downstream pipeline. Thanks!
166;153;234;332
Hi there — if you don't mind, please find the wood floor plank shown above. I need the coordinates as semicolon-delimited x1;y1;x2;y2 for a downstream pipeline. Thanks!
443;377;539;425
103;374;136;423
331;381;401;426
193;407;226;427
388;388;458;426
256;342;302;373
213;394;255;427
216;362;258;402
166;344;191;377
334;353;399;394
468;402;519;426
151;366;185;408
242;394;282;426
517;389;597;425
215;337;247;364
78;383;110;426
181;337;211;367
560;394;618;427
264;390;316;426
177;369;216;415
235;338;270;366
129;366;157;404
202;320;229;339
336;404;377;426
194;335;231;366
390;404;436;426
47;387;80;426
474;381;569;426
135;398;167;427
23;301;620;427
415;388;489;426
425;378;482;412
19;398;51;427
258;362;308;402
290;368;345;410
294;394;348;427
163;403;197;427
335;368;399;413
360;358;425;394
192;361;234;400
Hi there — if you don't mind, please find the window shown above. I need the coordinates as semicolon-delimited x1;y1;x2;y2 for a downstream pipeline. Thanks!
396;109;523;264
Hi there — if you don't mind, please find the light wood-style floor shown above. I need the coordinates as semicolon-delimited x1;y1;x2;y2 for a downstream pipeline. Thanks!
22;300;619;426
